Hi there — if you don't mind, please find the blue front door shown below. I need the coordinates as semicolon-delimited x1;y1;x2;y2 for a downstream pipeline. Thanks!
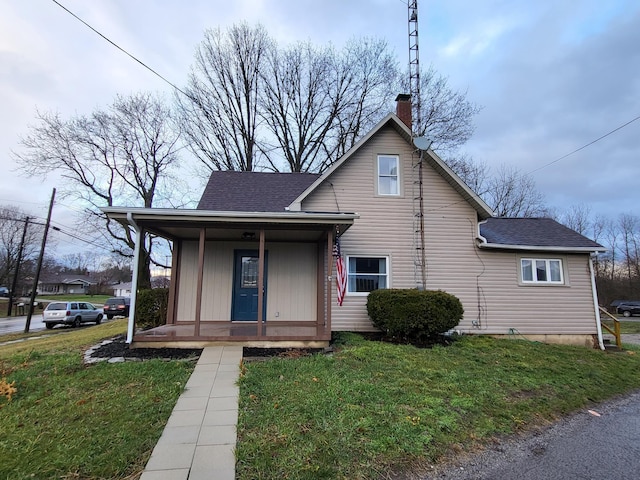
232;250;267;321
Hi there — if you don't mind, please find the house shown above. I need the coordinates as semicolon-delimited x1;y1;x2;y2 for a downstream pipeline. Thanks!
37;274;97;295
112;282;132;297
103;97;606;349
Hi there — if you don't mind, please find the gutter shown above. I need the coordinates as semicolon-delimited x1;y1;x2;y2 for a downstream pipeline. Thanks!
125;212;142;344
589;255;605;350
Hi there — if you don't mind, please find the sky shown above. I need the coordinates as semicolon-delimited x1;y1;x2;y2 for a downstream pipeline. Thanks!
1;0;639;257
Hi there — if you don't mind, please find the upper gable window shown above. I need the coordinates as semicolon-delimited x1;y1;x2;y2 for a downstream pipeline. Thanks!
377;155;400;196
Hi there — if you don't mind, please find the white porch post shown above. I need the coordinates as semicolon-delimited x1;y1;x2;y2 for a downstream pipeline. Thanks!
126;212;142;344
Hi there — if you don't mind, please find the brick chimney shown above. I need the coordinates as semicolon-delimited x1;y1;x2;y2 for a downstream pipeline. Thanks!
395;94;412;130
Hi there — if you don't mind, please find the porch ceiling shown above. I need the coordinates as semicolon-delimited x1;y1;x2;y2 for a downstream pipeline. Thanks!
102;207;358;241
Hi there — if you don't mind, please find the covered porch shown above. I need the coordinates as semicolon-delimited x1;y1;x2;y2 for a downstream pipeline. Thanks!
102;208;357;348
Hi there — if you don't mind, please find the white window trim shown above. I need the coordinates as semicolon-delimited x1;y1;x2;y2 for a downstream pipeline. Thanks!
345;255;390;296
520;258;565;285
376;155;401;196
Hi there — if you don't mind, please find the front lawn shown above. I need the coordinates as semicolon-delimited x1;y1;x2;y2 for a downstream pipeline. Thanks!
0;320;196;479
237;333;640;479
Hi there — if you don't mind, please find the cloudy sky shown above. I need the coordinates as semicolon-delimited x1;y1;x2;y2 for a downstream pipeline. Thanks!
1;0;639;254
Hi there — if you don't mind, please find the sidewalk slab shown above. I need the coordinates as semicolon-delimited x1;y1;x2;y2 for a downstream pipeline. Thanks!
140;346;242;480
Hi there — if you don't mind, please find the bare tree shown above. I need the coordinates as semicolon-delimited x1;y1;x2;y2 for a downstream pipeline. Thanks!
560;203;591;235
317;37;398;170
412;66;482;154
13;92;183;288
0;206;41;290
484;165;548;218
445;154;489;196
177;23;270;172
179;24;479;174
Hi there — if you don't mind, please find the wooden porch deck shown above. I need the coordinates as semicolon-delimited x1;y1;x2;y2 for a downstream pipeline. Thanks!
131;321;331;349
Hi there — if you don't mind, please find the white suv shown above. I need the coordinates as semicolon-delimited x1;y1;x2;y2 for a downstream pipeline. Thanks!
43;301;103;329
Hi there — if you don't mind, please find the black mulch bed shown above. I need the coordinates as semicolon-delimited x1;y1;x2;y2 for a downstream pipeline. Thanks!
89;331;455;362
89;334;203;360
89;335;323;361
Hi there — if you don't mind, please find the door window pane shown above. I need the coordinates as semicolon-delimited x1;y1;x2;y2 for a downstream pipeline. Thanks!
241;256;258;288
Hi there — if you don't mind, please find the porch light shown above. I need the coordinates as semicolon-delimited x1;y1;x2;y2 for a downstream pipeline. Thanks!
241;232;256;240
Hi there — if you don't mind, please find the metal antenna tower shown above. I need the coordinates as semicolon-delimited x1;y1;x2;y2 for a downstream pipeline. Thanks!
408;0;420;134
408;0;428;289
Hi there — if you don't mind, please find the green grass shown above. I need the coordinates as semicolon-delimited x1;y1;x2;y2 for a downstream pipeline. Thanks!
237;333;640;480
0;320;196;480
602;320;640;334
37;294;112;304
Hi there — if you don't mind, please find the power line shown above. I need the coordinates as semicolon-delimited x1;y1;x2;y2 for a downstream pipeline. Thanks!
50;0;191;99
527;114;640;175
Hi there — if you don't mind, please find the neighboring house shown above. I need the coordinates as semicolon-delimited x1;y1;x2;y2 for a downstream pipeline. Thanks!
112;282;132;297
104;97;606;349
38;274;97;295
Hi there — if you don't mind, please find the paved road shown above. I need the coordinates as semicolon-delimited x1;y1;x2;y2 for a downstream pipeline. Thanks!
421;389;640;480
0;314;47;334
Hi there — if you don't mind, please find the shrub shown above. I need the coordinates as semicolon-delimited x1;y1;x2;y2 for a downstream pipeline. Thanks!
135;288;169;329
366;289;463;341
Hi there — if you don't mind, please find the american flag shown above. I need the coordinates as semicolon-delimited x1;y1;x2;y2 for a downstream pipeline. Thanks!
333;236;347;306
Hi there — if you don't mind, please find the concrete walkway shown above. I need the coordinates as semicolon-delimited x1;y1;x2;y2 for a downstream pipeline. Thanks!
140;346;243;480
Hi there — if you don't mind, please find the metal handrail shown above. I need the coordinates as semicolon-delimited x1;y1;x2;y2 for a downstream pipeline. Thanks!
599;306;622;349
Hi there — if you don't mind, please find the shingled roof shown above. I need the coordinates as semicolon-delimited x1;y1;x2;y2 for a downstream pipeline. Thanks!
197;171;321;212
480;218;605;252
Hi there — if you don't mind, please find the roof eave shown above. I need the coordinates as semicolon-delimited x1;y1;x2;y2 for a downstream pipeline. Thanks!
288;113;494;219
101;207;359;228
478;242;607;253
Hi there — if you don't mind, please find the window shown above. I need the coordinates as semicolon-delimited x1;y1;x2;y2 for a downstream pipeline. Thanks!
377;155;399;195
347;256;389;294
521;258;563;284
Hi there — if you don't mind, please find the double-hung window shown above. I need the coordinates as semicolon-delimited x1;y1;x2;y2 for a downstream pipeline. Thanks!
521;258;564;284
347;256;389;294
377;155;399;195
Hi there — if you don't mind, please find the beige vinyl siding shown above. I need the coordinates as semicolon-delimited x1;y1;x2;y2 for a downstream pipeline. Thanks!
176;240;198;321
176;241;317;322
302;124;598;335
201;242;234;320
302;125;483;331
265;243;317;321
464;251;597;335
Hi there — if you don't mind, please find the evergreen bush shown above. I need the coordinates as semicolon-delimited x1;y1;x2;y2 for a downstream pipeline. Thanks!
366;288;463;341
135;288;169;329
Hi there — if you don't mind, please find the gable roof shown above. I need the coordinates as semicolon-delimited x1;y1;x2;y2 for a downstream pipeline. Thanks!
479;217;605;253
39;274;97;285
288;113;494;219
197;171;320;212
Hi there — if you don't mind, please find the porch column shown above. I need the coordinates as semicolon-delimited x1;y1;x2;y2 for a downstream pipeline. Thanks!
166;240;180;325
257;228;266;337
194;228;206;336
326;228;334;332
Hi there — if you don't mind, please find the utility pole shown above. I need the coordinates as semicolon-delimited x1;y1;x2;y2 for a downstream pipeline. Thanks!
24;188;55;333
7;216;29;317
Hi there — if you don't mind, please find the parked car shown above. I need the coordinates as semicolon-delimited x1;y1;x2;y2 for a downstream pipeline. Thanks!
43;301;103;329
617;302;640;317
0;286;8;297
103;297;131;319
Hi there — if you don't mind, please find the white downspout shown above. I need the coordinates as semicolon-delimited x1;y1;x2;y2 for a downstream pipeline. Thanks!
126;212;142;344
589;255;605;350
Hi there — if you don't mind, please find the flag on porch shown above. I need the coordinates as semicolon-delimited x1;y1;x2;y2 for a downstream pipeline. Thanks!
333;236;347;306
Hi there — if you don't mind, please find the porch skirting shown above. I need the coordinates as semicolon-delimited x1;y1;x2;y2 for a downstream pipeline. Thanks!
131;320;331;349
